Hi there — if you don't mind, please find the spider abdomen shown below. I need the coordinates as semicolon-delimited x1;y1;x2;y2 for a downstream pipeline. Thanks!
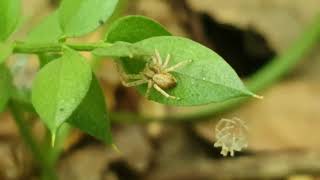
153;73;177;89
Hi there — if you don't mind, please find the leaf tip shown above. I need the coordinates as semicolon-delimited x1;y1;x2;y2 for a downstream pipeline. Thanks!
111;144;121;154
51;133;56;147
252;94;264;100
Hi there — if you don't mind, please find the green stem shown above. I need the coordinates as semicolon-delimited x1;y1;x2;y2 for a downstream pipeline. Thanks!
247;17;320;91
13;42;111;54
109;14;320;123
9;101;57;180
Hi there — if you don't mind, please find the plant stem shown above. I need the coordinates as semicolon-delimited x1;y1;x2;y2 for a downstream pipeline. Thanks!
109;14;320;123
13;42;111;54
9;101;57;180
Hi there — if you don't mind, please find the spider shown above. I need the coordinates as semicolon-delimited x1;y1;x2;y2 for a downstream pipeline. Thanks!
118;49;192;99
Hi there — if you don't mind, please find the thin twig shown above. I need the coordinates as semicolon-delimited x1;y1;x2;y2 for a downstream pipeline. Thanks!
148;151;320;179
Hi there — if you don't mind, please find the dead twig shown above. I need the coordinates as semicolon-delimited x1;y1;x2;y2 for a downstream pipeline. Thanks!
147;151;320;179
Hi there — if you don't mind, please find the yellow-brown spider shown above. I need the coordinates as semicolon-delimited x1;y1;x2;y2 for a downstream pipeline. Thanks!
118;49;192;99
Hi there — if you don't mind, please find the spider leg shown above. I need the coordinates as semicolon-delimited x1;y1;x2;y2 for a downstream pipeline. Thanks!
164;60;192;72
119;72;143;80
162;54;171;69
155;49;162;65
145;80;153;98
216;120;236;132
152;56;158;64
121;79;148;87
230;136;236;156
116;63;143;80
153;84;179;99
124;74;143;79
216;126;233;137
221;146;230;156
214;132;231;145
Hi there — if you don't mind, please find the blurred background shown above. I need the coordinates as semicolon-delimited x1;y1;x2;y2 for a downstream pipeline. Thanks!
1;0;320;179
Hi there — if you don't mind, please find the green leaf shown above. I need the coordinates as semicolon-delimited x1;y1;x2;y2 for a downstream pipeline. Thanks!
92;41;150;59
38;53;62;68
31;48;92;135
105;15;171;43
26;11;63;44
0;43;13;64
0;0;21;41
122;36;257;106
0;65;12;112
67;75;112;144
59;0;119;37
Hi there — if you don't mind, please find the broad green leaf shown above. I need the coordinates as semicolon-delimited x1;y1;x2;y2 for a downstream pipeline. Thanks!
0;0;21;41
59;0;119;37
105;15;171;43
26;11;63;44
92;41;150;59
0;65;12;112
0;43;13;64
67;75;112;144
31;48;92;135
122;36;257;106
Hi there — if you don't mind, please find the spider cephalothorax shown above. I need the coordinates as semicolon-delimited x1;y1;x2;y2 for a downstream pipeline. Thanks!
118;49;191;99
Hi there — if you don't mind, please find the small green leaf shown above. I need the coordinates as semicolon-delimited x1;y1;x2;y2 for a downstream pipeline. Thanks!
67;75;112;144
92;41;150;59
0;43;13;64
105;15;171;43
0;0;21;41
0;65;12;112
123;36;257;106
104;15;171;93
59;0;118;37
31;48;92;135
26;11;63;44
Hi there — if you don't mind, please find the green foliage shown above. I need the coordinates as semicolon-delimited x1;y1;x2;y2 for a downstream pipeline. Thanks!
2;0;317;178
121;36;256;105
102;15;171;81
38;53;62;68
0;0;21;41
105;15;171;43
0;43;13;64
59;0;119;37
0;65;12;112
136;37;255;104
31;48;92;137
101;15;256;105
26;11;62;44
0;0;260;165
67;75;112;144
